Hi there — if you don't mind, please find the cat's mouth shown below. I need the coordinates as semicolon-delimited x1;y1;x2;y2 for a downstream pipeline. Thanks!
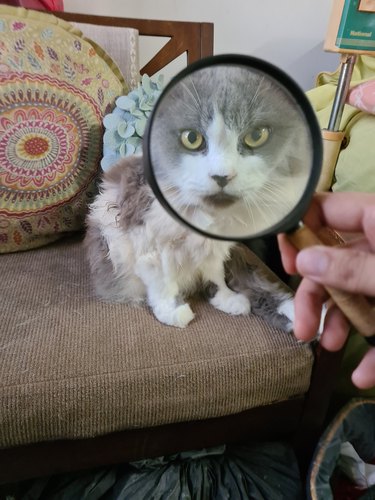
203;192;239;208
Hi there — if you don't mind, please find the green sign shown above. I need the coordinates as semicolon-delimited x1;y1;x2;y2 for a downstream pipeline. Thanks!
336;0;375;50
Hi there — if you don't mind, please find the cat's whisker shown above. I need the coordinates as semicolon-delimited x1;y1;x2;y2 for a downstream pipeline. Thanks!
247;76;265;113
260;192;290;210
167;92;199;115
235;215;253;229
255;205;274;226
256;191;291;213
260;181;295;201
164;192;189;210
191;202;201;224
160;186;201;216
181;80;202;111
253;193;294;227
177;99;199;116
236;179;293;229
190;80;202;107
260;183;299;212
177;82;211;125
245;191;282;227
242;197;257;229
262;178;290;193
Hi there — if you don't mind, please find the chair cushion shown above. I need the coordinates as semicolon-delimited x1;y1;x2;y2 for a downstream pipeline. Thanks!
0;236;313;448
0;6;126;253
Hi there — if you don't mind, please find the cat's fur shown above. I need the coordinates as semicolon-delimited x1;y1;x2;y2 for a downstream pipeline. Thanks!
85;156;294;329
85;66;305;329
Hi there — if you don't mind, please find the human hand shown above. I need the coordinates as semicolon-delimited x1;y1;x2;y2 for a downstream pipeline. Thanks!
278;192;375;389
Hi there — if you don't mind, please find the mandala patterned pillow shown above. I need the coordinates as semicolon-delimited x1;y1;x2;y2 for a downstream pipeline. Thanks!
0;6;126;252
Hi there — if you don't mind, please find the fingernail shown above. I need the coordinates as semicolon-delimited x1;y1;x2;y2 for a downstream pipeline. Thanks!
296;248;330;277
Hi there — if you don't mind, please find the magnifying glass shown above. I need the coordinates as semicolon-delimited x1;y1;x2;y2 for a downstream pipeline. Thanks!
143;54;375;340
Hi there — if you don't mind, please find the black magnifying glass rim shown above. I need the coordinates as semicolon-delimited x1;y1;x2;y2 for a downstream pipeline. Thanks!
143;53;323;241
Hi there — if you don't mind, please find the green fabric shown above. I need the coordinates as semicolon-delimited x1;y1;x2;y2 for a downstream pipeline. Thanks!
315;55;375;86
306;55;375;193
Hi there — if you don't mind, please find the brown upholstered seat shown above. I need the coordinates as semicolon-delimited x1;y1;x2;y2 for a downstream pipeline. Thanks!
0;235;313;448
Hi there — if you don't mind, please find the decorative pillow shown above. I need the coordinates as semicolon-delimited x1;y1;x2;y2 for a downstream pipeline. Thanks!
0;6;126;253
101;74;163;171
347;79;375;115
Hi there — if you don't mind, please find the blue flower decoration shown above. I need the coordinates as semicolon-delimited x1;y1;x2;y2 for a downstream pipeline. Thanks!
101;74;164;171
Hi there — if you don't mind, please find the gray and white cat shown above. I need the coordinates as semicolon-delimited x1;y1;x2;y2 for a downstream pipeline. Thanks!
85;66;307;329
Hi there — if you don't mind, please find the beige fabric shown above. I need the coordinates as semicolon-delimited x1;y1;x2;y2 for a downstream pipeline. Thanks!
0;236;313;448
74;22;140;89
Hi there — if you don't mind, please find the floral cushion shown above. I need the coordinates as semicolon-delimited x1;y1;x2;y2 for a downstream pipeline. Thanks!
347;79;375;115
0;6;126;253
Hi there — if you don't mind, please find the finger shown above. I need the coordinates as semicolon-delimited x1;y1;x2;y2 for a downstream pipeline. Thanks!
319;303;350;351
343;237;372;253
363;204;375;251
296;246;375;296
293;278;329;341
312;192;375;233
351;347;375;389
277;234;298;274
301;195;325;231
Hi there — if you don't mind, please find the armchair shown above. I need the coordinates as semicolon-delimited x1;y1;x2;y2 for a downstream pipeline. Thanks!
0;7;343;484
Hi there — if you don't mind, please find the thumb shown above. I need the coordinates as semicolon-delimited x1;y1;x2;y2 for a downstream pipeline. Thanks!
296;246;375;296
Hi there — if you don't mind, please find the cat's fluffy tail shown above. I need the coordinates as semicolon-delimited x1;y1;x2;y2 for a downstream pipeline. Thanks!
225;244;294;333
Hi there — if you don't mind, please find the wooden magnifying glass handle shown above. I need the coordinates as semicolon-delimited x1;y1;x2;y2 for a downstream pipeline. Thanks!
288;224;375;337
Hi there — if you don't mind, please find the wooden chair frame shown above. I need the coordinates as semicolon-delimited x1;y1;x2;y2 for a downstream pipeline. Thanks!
0;10;343;485
55;11;214;76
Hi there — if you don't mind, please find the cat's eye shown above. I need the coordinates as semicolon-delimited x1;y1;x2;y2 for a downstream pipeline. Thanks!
180;130;204;150
243;127;270;148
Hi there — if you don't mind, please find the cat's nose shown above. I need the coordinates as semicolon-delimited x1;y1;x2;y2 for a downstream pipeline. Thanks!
211;175;231;188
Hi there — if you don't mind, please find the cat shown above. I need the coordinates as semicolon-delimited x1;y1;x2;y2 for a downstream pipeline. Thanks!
85;65;307;329
85;156;294;329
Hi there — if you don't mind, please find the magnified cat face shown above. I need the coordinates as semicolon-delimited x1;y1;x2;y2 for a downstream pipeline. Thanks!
146;62;318;239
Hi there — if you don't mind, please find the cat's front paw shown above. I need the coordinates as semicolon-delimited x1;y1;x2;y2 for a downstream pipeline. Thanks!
153;303;195;328
210;289;251;316
276;298;327;336
277;297;294;332
173;304;196;328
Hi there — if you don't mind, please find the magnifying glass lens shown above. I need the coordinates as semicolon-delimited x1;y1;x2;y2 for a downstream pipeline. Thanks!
145;57;321;240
